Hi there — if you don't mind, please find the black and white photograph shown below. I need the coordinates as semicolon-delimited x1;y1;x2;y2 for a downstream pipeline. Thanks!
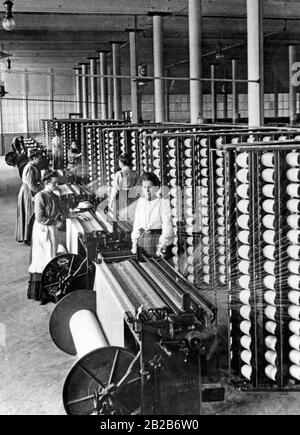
1;0;300;418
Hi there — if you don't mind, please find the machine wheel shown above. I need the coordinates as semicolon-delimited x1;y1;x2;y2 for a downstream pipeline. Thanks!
63;347;141;415
41;254;95;303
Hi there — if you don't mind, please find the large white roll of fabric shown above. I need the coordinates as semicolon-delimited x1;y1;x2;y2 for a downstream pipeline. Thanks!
69;310;108;360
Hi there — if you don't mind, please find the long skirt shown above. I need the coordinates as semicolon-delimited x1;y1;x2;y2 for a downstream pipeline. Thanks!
28;222;59;301
16;183;34;243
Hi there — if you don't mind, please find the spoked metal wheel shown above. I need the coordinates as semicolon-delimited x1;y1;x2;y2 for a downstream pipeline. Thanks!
63;347;141;415
41;254;95;303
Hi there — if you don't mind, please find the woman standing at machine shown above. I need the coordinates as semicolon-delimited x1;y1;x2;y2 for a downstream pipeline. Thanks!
131;172;174;258
28;170;65;302
108;153;141;222
67;140;82;180
16;149;42;244
52;129;64;170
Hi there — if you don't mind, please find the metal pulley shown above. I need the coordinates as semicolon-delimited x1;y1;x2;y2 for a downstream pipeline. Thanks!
50;290;141;415
41;254;95;303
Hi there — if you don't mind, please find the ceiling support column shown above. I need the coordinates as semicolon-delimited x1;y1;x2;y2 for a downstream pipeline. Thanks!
89;57;98;119
80;62;89;119
99;51;108;120
111;42;122;120
189;0;203;124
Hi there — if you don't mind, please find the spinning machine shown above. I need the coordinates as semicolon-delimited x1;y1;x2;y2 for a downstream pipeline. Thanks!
50;255;222;415
219;138;300;390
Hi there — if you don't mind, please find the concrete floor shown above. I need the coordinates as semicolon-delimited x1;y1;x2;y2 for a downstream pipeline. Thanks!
1;156;300;415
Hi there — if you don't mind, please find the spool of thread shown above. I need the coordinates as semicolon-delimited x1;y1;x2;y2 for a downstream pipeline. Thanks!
217;187;225;197
264;261;276;275
262;184;275;199
240;305;251;321
239;290;251;305
262;200;275;214
240;321;251;335
218;256;226;266
265;321;277;335
219;265;226;275
203;256;210;265
203;275;210;284
203;246;210;255
287;152;300;167
265;335;277;351
153;149;160;159
201;169;209;178
263;245;275;261
216;178;224;188
184;149;192;158
238;261;250;275
200;138;207;147
201;187;209;197
287;184;300;199
261;153;275;168
169;168;177;177
239;275;250;290
287;169;300;183
237;200;250;214
216;168;224;178
289;305;300;321
217;197;224;208
288;276;300;291
237;169;249;183
290;350;300;366
241;350;252;365
201;159;208;168
169;149;176;159
237;215;249;230
288;230;300;244
202;227;209;236
172;247;178;256
287;215;300;230
290;334;300;351
216;157;223;166
200;148;207;158
288;245;300;260
262;169;275;183
169;159;176;169
186;187;193;198
263;230;276;245
236;152;249;168
186;217;194;227
289;320;300;335
203;265;210;275
265;306;277;321
217;217;225;227
264;290;277;305
265;365;277;382
237;184;249;199
202;237;210;246
287;199;300;214
238;245;250;260
184;138;191;147
241;365;252;381
238;231;250;245
217;207;225;217
290;365;300;381
217;227;226;237
265;351;277;366
262;215;275;230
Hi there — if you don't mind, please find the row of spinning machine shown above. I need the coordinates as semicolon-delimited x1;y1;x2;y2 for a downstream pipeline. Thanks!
220;139;300;390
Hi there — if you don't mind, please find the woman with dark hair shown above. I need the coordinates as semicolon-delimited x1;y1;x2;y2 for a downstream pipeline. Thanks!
108;153;141;222
16;149;42;243
28;170;65;302
131;172;174;258
12;136;26;155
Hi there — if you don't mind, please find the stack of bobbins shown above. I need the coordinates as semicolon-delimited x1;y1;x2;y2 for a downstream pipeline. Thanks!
120;130;126;155
286;151;300;382
130;131;137;171
199;138;210;285
87;127;94;183
235;151;252;381
108;131;115;186
184;138;195;284
95;128;102;184
152;138;161;180
168;138;179;270
141;131;148;173
261;152;278;382
216;146;226;286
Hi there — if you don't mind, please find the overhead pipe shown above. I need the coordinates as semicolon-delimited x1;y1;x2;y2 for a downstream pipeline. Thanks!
89;57;98;119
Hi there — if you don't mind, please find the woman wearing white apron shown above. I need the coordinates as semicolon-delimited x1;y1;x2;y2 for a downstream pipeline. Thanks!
108;153;141;223
28;171;65;303
131;172;174;258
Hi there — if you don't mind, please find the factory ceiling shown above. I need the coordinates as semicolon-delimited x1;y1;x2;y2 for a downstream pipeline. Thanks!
1;0;300;67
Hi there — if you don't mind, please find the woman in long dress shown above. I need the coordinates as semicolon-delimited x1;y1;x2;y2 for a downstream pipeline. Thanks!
16;149;42;244
108;153;141;222
28;170;65;302
131;172;174;258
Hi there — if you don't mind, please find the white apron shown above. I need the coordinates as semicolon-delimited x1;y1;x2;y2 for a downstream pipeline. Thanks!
29;221;59;274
